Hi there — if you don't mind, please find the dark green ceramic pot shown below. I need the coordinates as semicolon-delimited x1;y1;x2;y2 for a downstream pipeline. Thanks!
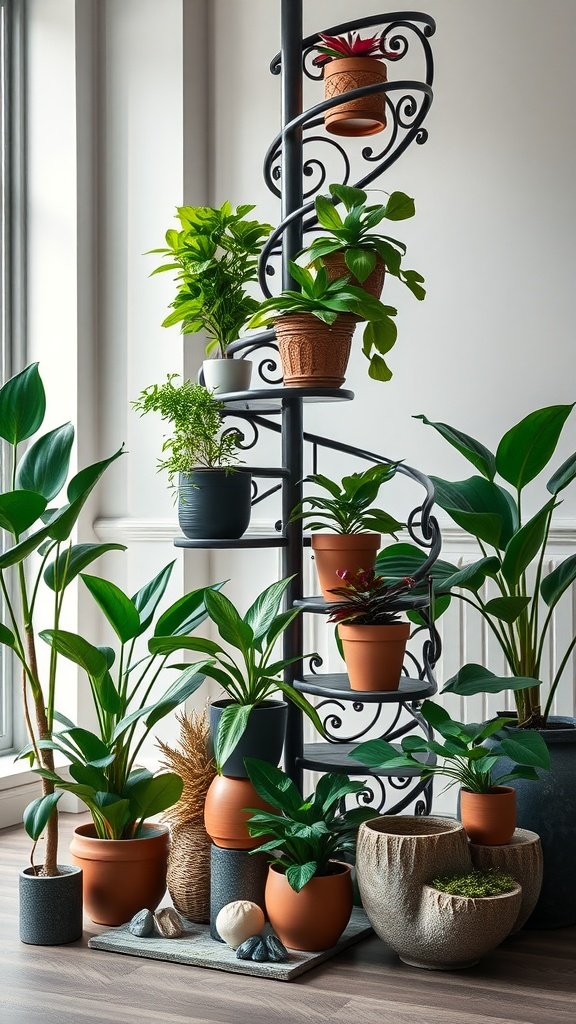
178;469;251;540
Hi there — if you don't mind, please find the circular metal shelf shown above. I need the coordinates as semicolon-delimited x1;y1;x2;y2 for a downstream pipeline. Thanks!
174;535;287;549
219;387;354;413
295;672;436;703
297;743;435;776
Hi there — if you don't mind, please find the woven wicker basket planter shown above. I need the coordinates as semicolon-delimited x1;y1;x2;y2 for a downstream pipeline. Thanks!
323;57;387;137
167;822;211;923
274;313;354;388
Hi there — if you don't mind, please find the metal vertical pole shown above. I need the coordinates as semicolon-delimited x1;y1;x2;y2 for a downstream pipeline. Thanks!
280;0;304;788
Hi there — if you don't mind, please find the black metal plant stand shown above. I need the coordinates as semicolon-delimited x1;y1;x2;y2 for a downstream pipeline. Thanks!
177;6;440;815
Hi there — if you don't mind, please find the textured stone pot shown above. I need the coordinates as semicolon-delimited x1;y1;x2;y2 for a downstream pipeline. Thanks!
204;775;273;850
322;251;386;305
323;57;387;137
210;845;269;941
265;862;353;951
178;469;251;540
202;358;252;395
470;828;543;932
209;700;288;778
339;621;410;691
19;865;83;945
70;823;169;926
274;313;354;388
356;816;521;969
460;786;516;846
311;532;380;601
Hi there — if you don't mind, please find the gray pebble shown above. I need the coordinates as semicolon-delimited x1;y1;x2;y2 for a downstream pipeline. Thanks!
129;909;154;937
154;907;184;938
265;934;288;962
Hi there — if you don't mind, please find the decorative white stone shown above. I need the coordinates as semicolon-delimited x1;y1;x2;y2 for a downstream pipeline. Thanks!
215;900;266;949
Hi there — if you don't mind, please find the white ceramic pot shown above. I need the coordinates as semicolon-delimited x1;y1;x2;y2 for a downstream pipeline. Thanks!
202;358;252;394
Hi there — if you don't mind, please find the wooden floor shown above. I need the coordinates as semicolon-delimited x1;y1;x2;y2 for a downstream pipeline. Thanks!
1;814;575;1024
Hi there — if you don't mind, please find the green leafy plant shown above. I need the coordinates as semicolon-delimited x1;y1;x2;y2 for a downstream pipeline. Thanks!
148;576;325;772
133;375;242;487
245;757;376;892
379;405;576;727
350;700;550;792
0;363;127;873
150;202;272;358
431;869;517;898
289;464;404;536
27;564;221;840
327;568;417;625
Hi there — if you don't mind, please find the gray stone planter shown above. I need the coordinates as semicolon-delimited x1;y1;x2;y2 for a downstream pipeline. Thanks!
178;470;252;540
210;845;268;942
20;865;83;945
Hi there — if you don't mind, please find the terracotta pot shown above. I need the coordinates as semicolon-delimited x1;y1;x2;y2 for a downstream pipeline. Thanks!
69;823;169;926
204;775;273;850
322;251;386;304
274;313;354;388
323;57;387;137
460;786;516;846
265;862;352;951
311;532;380;601
339;621;410;691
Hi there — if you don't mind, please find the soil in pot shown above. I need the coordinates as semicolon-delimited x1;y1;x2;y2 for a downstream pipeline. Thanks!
204;775;274;850
312;532;380;601
460;786;516;846
323;57;387;137
322;251;386;304
178;469;251;540
70;823;169;927
19;865;83;945
339;621;410;691
202;358;252;395
209;700;288;778
274;314;354;388
265;862;353;951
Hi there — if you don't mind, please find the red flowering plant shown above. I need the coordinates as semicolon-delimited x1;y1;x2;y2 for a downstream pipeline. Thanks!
313;31;396;68
327;568;416;626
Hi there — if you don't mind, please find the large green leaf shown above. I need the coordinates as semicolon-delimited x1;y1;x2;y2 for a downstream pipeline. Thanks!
312;773;365;816
540;554;576;609
376;542;457;585
154;582;224;637
345;247;376;284
47;446;125;542
39;628;108;679
499;731;550;770
315;195;344;231
149;635;223;657
384;191;416;221
547;451;576;495
349;738;415;770
23;792;62;841
501;499;557;588
0;623;16;649
44;543;126;592
80;573;140;643
132;561;175;633
286;861;318;893
496;405;574;489
439;557;501;594
0;491;47;536
204;589;253;652
442;664;540;697
15;422;74;500
244;577;293;645
214;703;254;772
414;415;496;481
61;727;112;764
483;596;531;623
127;772;183;819
0;363;46;444
145;661;210;729
431;476;516;549
244;756;303;815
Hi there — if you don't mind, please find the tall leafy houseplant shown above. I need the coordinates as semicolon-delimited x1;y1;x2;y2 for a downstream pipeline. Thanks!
0;363;125;875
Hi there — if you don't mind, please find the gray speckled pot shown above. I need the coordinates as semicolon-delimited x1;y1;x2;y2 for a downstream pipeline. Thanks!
178;470;251;541
20;865;83;945
210;845;268;942
209;700;288;778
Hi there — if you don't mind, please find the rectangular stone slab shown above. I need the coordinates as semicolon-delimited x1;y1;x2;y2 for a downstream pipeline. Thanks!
88;908;372;981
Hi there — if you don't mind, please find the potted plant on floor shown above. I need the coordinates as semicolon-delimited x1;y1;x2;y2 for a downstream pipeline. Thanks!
247;262;398;388
327;569;417;691
313;31;395;137
0;363;127;943
31;561;218;926
289;464;403;600
351;700;550;844
150;202;272;393
245;757;376;951
133;374;252;540
382;403;576;924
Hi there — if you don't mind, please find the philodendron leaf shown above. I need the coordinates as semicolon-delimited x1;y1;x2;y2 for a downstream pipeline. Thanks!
431;476;516;549
376;542;457;586
244;757;303;816
414;415;496;481
547;451;576;495
80;573;140;643
384;191;416;221
0;491;47;536
128;772;184;820
501;499;558;588
23;792;62;841
442;664;540;697
214;703;254;772
499;731;550;770
345;247;376;284
483;596;531;623
44;543;126;592
436;557;501;595
315;194;344;231
349;738;416;770
0;363;46;444
286;861;318;894
540;554;576;609
496;404;574;490
15;422;75;501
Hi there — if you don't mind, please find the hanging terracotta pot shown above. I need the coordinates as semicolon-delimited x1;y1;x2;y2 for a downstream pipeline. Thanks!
70;823;169;926
322;251;386;303
312;533;381;601
204;775;273;850
265;862;353;951
339;621;410;691
274;313;354;388
460;787;517;846
323;57;387;137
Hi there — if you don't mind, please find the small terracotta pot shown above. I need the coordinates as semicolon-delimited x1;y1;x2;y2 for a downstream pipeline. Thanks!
311;533;380;602
460;786;517;846
323;57;387;137
265;862;353;951
69;823;169;926
322;251;386;304
274;313;354;388
339;621;410;691
204;775;273;850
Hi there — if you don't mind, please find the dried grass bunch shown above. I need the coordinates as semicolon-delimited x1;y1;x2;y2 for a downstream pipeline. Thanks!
158;711;215;827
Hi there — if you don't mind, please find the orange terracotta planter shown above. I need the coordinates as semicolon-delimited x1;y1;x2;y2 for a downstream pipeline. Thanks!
323;57;387;137
311;533;380;602
460;787;517;846
322;251;386;304
274;314;354;388
204;775;273;850
265;862;353;951
69;823;169;926
339;621;410;691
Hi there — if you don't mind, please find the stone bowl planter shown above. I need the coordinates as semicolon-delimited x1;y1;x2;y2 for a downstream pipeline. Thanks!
469;828;543;932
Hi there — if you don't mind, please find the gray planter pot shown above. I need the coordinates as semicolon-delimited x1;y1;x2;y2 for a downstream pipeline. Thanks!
20;865;83;945
178;469;251;540
209;699;288;778
210;845;269;942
